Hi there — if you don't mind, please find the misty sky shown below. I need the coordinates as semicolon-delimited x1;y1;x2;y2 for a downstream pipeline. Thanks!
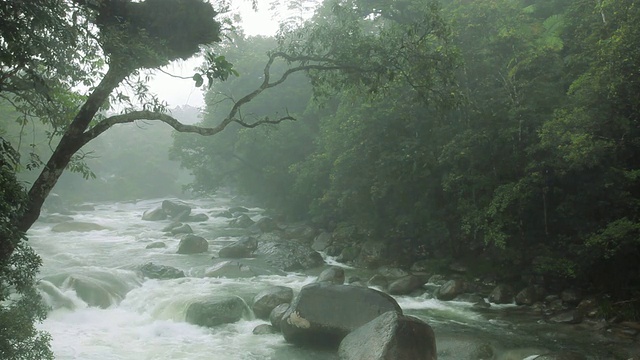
148;2;280;109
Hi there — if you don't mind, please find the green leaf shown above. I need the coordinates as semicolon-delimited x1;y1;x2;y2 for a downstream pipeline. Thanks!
193;73;204;88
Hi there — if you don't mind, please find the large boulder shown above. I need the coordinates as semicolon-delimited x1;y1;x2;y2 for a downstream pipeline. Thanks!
204;260;285;278
338;311;437;360
250;217;280;233
229;214;255;228
387;275;424;295
218;236;258;258
436;279;465;301
515;285;545;306
177;234;208;254
186;213;209;222
138;263;184;279
51;221;108;232
270;303;290;330
353;239;388;269
316;267;345;285
185;296;248;327
488;284;514;304
170;223;193;235
280;283;402;348
162;199;191;220
142;206;167;221
256;238;324;271
312;232;333;251
252;286;294;319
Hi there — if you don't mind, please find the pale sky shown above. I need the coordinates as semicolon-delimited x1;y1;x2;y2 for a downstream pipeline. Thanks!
148;1;281;109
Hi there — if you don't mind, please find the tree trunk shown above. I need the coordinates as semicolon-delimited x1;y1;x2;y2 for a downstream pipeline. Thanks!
17;67;127;233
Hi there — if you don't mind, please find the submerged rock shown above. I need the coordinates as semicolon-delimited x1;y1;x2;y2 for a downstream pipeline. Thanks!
138;262;185;279
51;221;108;232
280;283;402;348
338;311;437;360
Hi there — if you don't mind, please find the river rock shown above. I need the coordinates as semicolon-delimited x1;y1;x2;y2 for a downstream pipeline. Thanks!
185;296;248;327
515;285;545;306
280;283;402;348
177;234;208;254
353;239;388;269
145;241;166;249
253;324;278;335
252;286;294;319
162;199;191;219
218;236;258;258
229;206;249;213
256;238;324;271
170;223;193;235
410;259;430;272
250;217;280;233
312;231;333;251
377;266;409;279
338;311;437;360
489;284;514;304
436;279;465;301
51;221;109;232
388;275;425;295
549;310;583;324
316;266;345;285
186;213;209;222
162;222;182;232
138;262;185;279
204;260;285;278
230;214;255;228
337;246;360;263
367;274;389;289
560;288;582;305
61;272;135;309
270;303;290;329
142;206;167;221
532;351;587;360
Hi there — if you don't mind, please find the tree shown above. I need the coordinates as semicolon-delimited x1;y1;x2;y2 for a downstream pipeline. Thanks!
0;138;53;359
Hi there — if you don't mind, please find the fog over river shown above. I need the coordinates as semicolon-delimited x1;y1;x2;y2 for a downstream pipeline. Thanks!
28;194;637;359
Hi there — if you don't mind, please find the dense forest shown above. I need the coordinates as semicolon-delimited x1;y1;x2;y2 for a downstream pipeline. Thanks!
1;0;639;357
174;0;640;310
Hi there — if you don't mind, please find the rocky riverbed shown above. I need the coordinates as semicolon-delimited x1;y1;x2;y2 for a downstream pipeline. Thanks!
31;194;640;359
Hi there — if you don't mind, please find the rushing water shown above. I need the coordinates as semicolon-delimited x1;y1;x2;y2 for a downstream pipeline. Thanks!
28;195;637;359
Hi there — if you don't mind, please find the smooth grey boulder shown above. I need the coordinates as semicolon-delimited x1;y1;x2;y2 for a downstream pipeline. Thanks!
253;324;278;335
256;238;324;271
280;283;402;348
316;267;345;285
142;206;167;221
145;241;166;249
367;274;389;289
252;286;294;319
387;275;424;295
436;279;465;301
270;303;290;330
177;234;208;254
170;223;193;235
312;231;333;251
251;217;280;233
138;263;184;279
218;236;258;258
338;311;437;360
229;214;255;228
489;284;514;304
353;240;387;269
185;296;248;327
162;200;191;219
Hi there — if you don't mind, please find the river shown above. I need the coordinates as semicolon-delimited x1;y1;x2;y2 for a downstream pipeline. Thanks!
28;195;638;359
